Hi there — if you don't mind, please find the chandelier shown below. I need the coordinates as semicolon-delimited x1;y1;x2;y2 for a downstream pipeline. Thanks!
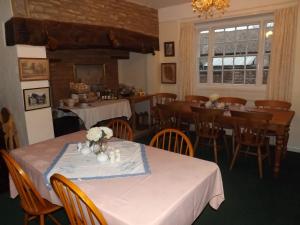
192;0;230;18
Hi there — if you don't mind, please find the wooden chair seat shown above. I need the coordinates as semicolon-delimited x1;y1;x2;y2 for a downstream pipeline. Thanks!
149;128;194;157
0;150;62;225
229;111;273;178
255;100;291;110
50;173;108;225
191;107;229;163
150;93;177;127
107;118;133;141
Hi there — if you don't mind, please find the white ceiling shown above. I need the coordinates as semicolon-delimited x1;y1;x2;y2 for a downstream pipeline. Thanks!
126;0;190;9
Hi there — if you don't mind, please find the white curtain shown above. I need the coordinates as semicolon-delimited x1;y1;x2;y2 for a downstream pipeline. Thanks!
267;7;298;101
178;22;197;100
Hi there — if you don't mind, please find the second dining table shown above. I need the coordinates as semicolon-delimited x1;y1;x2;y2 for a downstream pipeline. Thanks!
9;131;224;225
65;99;132;128
164;101;295;178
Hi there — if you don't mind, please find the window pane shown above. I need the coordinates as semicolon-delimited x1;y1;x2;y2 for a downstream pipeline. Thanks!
213;71;222;83
200;31;209;44
248;27;259;40
234;57;245;69
200;44;209;56
264;54;270;69
235;42;247;55
199;57;208;70
265;39;272;53
223;71;233;83
224;57;234;69
247;41;259;54
234;70;244;84
224;27;236;42
200;71;208;83
213;57;223;70
214;44;224;56
245;56;257;69
215;29;225;43
263;70;268;84
225;43;235;55
245;70;256;84
236;27;247;41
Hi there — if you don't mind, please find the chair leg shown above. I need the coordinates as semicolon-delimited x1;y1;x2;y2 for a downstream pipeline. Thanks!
257;147;263;179
48;214;61;225
194;136;199;153
223;134;230;159
266;142;271;166
231;131;235;154
39;214;45;225
230;144;240;170
213;139;218;163
24;213;29;225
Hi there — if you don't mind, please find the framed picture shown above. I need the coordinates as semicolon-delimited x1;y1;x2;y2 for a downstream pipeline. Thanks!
19;58;50;81
23;87;51;111
161;63;176;84
164;41;175;57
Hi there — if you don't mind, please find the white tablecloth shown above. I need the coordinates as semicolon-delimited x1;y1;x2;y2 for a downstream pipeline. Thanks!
45;141;150;185
67;99;132;128
10;131;224;225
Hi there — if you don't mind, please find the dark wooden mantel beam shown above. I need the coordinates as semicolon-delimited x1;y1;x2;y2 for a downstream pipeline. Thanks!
5;17;159;54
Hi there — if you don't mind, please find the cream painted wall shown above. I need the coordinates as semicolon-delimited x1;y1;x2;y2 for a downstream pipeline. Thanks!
20;80;54;145
0;0;28;146
17;46;54;144
118;52;148;91
289;3;300;152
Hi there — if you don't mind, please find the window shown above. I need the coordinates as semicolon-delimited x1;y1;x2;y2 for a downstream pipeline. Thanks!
198;17;274;86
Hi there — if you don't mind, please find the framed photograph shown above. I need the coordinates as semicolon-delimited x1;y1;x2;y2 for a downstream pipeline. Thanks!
23;87;51;111
164;41;175;57
161;63;176;84
19;58;50;81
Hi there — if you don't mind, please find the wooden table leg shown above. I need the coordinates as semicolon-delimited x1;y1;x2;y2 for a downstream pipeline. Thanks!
274;134;284;178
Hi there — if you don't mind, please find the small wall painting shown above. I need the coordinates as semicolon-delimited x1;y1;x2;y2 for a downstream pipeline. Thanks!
161;63;176;84
23;87;51;111
164;41;175;57
19;58;49;81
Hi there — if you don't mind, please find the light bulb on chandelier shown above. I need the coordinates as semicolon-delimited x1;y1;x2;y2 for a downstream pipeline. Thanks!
192;0;230;18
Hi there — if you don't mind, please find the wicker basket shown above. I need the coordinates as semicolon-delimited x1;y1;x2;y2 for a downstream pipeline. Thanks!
70;82;90;94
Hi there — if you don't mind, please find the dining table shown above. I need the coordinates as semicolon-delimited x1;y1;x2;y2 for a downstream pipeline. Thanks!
65;99;132;128
165;101;295;178
9;131;224;225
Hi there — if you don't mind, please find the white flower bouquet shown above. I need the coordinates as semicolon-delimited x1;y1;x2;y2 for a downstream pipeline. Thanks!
86;127;113;153
209;94;219;102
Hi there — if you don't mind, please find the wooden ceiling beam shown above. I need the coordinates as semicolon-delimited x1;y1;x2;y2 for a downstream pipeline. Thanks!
5;17;159;54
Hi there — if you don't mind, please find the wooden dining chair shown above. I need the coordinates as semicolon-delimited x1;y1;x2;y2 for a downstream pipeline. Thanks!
0;108;20;150
255;100;291;157
191;107;228;163
185;95;209;104
107;118;134;141
150;93;177;127
149;128;194;157
229;111;273;178
254;100;291;110
218;97;247;106
50;173;108;225
0;150;62;225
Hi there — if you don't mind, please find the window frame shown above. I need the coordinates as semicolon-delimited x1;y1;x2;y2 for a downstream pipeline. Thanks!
196;14;274;90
